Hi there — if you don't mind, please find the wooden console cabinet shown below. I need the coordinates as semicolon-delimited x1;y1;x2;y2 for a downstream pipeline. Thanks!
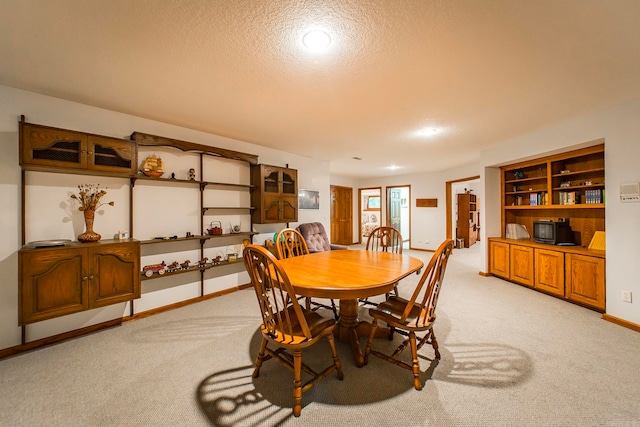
19;240;140;325
251;164;298;224
490;143;606;312
489;238;605;311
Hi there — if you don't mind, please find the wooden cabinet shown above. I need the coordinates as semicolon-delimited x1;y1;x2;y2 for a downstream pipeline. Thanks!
493;143;606;311
456;193;478;248
488;238;605;311
19;240;140;325
501;143;604;247
488;240;510;279
20;119;136;177
534;248;565;297
566;253;605;311
510;244;534;287
251;164;298;224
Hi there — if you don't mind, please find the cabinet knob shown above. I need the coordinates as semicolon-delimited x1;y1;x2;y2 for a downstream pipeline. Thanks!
89;275;94;280
83;276;88;281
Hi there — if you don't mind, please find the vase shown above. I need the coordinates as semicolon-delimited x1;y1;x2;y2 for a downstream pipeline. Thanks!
78;208;101;242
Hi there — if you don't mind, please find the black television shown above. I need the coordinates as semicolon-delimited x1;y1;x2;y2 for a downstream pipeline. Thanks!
533;220;574;245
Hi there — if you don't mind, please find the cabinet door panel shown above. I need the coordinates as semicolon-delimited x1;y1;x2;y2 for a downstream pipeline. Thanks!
281;169;297;195
534;249;564;297
510;245;534;287
88;136;136;175
262;167;280;193
262;197;282;222
489;241;510;279
90;242;140;308
280;197;297;222
19;248;88;325
22;125;88;169
566;254;605;310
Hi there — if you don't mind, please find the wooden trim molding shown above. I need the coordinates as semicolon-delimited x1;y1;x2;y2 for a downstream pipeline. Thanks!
602;314;640;333
132;131;259;164
478;271;491;277
409;246;435;253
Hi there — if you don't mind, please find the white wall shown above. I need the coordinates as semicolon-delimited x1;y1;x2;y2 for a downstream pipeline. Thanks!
0;85;330;351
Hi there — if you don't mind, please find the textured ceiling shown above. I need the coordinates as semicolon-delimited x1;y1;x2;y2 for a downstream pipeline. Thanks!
1;0;639;178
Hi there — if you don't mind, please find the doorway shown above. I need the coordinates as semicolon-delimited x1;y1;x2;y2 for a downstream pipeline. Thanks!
445;176;480;247
330;185;353;245
358;187;382;243
386;185;411;248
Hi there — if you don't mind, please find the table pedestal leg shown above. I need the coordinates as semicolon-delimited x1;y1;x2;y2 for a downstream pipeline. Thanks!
336;299;391;367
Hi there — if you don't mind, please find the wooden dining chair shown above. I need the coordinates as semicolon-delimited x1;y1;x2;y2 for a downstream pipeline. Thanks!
275;228;338;320
366;225;403;254
243;245;344;417
360;226;404;307
275;228;310;259
363;239;454;391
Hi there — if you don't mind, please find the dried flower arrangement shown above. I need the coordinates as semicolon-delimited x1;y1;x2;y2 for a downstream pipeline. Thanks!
71;184;115;242
70;184;114;212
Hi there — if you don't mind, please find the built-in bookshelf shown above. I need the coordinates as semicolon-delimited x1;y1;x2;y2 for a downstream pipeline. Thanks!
500;142;605;247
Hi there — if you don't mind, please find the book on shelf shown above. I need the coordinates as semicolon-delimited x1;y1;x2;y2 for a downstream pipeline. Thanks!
558;191;580;205
528;191;547;206
585;188;604;204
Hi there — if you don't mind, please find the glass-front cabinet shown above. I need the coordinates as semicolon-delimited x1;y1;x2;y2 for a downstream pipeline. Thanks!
19;118;136;177
251;164;298;223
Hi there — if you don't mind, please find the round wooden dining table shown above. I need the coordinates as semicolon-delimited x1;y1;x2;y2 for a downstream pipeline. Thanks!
278;249;424;367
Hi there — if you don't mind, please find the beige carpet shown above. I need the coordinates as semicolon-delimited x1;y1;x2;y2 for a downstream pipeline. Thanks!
1;244;639;426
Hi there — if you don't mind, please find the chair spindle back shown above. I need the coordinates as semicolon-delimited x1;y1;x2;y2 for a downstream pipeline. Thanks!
275;228;309;260
366;226;403;254
402;239;454;325
243;245;312;340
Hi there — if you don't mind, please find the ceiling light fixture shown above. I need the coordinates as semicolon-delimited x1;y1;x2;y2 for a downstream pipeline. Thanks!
302;30;331;52
418;128;438;136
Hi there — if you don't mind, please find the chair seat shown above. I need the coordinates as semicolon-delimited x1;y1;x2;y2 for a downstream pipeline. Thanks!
262;306;337;348
369;296;435;330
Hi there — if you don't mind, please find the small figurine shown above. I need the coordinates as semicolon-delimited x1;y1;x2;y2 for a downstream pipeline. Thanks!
211;256;222;265
170;172;176;179
180;260;191;270
188;168;196;180
186;231;193;238
141;154;164;178
198;257;209;268
166;261;179;273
